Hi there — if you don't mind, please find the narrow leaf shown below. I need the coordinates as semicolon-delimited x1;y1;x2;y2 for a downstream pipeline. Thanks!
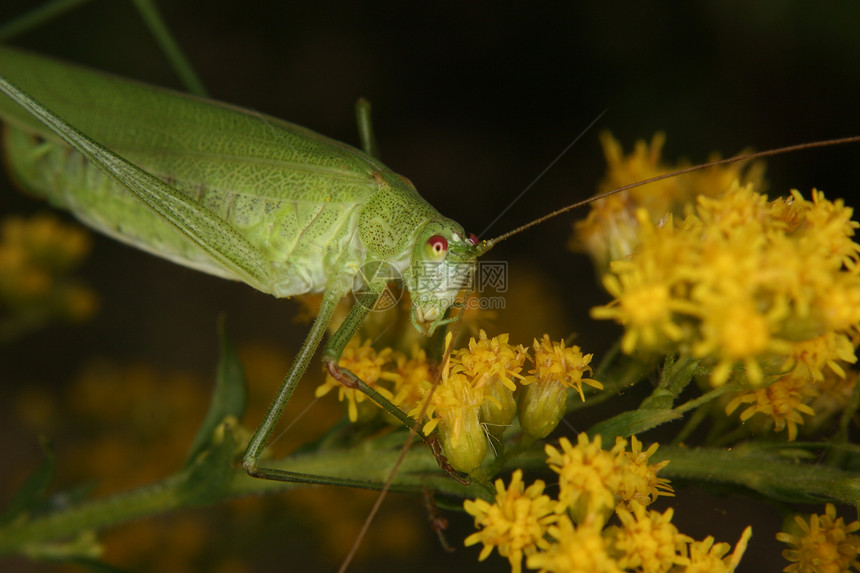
184;319;248;466
587;408;681;442
0;438;55;525
179;421;237;506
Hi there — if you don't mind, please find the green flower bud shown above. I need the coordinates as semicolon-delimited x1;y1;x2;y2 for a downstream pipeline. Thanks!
518;378;567;440
439;408;487;474
480;379;517;444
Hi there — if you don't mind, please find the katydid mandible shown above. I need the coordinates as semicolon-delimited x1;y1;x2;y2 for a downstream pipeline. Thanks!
1;46;858;485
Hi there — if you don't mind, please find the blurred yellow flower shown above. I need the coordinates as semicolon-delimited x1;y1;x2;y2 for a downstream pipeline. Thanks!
573;132;765;273
0;214;97;339
725;374;817;441
777;503;860;573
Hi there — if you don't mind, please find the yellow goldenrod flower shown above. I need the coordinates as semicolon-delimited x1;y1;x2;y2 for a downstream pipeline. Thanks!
528;335;601;401
788;332;857;383
420;370;487;473
518;335;602;439
525;514;622;573
388;345;433;413
682;527;752;573
776;503;860;573
409;331;535;471
463;469;559;573
590;213;688;355
794;189;860;272
544;434;627;524
591;183;860;388
545;435;674;525
454;330;528;440
615;436;674;509
455;331;528;393
607;502;692;573
724;374;817;441
314;338;395;422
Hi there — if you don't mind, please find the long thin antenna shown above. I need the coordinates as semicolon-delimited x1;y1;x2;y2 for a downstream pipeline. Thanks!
478;108;609;238
482;134;860;249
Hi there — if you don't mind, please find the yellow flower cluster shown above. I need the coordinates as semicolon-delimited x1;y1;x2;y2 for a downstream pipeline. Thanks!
319;331;601;473
576;133;860;440
0;214;97;337
465;434;748;573
573;132;765;274
592;184;860;392
545;435;673;524
414;331;600;473
777;503;860;572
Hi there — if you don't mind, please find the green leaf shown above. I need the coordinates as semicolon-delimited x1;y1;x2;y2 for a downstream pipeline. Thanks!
0;438;55;525
587;408;681;442
184;318;248;467
178;420;237;507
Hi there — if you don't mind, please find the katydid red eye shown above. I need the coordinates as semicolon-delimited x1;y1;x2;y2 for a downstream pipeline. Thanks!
468;233;478;246
425;235;448;261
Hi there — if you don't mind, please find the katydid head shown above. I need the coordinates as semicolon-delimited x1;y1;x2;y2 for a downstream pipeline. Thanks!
405;221;485;334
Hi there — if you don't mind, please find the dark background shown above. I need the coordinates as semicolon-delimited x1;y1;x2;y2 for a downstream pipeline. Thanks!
1;1;858;572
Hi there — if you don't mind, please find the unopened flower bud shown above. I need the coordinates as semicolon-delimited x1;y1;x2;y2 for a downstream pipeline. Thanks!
518;377;567;439
439;407;487;474
480;379;517;443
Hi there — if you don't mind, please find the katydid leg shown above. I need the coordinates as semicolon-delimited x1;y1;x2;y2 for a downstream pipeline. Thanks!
321;291;469;483
242;287;343;478
354;98;379;159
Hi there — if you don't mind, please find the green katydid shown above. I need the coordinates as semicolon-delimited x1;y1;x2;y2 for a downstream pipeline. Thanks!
2;38;859;488
0;43;488;483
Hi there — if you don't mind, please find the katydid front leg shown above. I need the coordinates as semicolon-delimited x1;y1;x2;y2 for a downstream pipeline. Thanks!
322;289;468;484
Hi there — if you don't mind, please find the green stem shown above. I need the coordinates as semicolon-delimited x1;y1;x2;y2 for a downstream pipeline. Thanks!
654;444;860;506
673;384;732;415
0;436;480;558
